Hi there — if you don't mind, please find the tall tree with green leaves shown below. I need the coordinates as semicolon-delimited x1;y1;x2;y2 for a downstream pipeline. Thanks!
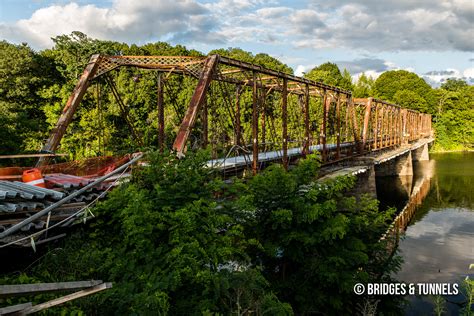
304;62;353;90
353;73;375;98
0;41;59;156
374;70;435;113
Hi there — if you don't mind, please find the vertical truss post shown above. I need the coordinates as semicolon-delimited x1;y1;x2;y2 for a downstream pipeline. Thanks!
389;108;394;147
361;97;372;154
201;98;208;148
320;91;328;162
157;73;165;152
349;96;360;156
336;93;341;159
396;108;401;146
379;106;385;148
303;84;310;156
282;78;288;170
235;85;242;147
373;103;379;151
394;108;398;145
173;55;218;156
37;54;101;167
252;71;259;175
261;90;266;147
401;109;408;144
428;114;432;136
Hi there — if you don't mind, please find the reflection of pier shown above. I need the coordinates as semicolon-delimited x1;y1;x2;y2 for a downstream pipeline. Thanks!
381;160;435;247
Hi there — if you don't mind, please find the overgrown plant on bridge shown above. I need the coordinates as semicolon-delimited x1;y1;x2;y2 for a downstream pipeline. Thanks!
1;151;403;314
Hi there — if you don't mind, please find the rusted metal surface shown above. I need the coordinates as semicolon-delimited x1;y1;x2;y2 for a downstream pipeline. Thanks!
173;55;219;156
157;73;165;152
303;84;310;156
282;78;288;170
252;71;259;175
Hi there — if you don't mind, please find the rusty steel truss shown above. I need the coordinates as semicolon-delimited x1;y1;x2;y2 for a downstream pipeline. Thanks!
37;54;432;173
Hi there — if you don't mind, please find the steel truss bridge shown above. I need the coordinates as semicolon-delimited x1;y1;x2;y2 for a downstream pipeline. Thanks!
38;54;432;173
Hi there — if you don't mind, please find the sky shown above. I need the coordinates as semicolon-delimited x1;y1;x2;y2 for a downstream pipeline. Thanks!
0;0;473;86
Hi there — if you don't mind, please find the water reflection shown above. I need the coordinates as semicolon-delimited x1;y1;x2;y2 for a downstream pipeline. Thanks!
387;152;474;315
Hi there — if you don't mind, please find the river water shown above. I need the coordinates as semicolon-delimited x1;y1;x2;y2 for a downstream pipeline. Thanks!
378;152;474;315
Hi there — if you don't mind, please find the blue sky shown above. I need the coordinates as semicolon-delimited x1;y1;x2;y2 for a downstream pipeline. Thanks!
1;0;473;86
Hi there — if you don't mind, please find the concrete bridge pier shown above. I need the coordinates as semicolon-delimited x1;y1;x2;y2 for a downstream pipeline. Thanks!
352;165;377;199
412;143;429;161
375;151;413;177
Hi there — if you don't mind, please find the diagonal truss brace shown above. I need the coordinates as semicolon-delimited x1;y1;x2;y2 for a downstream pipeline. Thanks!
172;55;219;156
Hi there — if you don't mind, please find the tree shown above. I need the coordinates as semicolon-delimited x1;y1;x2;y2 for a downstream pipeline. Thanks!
433;83;474;151
393;89;429;113
0;41;58;156
304;63;353;90
237;155;398;314
305;62;340;85
374;70;435;113
341;68;354;91
440;78;468;92
353;73;375;98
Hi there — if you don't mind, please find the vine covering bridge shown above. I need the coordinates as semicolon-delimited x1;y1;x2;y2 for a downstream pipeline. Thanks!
38;54;432;173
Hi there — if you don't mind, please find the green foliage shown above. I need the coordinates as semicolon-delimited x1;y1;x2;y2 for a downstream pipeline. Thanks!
393;89;429;113
433;82;474;151
0;151;401;315
375;70;435;107
0;41;58;155
440;78;469;92
353;73;375;98
372;70;473;151
374;70;435;113
209;47;293;74
461;264;474;315
304;62;353;90
236;155;396;314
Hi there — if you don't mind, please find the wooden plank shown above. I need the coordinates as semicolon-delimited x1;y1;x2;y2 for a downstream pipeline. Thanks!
20;283;112;314
0;280;103;297
0;302;32;314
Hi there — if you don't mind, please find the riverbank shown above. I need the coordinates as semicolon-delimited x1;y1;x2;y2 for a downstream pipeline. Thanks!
430;149;474;153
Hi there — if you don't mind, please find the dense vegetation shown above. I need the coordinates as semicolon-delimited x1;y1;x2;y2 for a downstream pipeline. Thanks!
1;151;403;314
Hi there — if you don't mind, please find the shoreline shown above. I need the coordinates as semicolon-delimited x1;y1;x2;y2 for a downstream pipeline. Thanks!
430;149;474;153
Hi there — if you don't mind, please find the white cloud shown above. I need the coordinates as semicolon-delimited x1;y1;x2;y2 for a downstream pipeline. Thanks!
1;0;472;61
0;0;218;49
463;67;474;78
294;65;306;76
296;0;474;52
422;67;474;87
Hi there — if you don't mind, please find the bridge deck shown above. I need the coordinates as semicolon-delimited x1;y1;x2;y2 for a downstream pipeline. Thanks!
207;137;434;171
207;142;353;170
